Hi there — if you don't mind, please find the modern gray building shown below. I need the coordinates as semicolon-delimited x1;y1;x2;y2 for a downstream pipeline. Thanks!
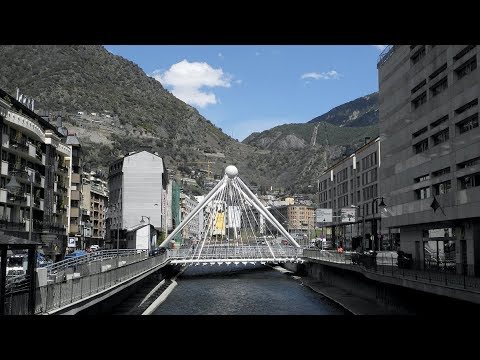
107;151;168;248
317;137;381;250
378;45;480;275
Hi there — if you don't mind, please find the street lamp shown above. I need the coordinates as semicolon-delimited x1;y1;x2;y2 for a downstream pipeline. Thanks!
372;196;387;252
6;171;36;242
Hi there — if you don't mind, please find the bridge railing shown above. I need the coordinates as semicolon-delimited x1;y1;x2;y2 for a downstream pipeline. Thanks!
3;253;168;315
169;245;302;261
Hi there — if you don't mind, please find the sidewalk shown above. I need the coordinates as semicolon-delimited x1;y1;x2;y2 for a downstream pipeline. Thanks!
300;278;407;315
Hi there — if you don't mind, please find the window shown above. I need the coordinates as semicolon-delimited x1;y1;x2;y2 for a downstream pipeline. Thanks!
413;139;429;154
430;76;448;97
412;92;427;109
415;186;431;199
357;190;360;202
458;172;480;189
411;46;426;65
432;167;450;177
431;128;449;146
455;99;478;115
453;45;476;61
429;63;447;80
411;79;426;94
415;174;430;183
455;55;477;79
456;113;479;134
457;156;480;169
412;127;428;138
433;180;451;195
431;115;448;129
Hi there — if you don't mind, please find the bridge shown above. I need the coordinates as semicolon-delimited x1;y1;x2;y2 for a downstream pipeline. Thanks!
160;165;302;265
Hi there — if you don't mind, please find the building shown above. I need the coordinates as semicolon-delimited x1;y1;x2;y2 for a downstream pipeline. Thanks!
180;193;203;240
125;223;156;251
317;137;381;250
378;45;480;275
66;133;84;250
81;171;108;247
0;88;71;261
270;204;315;236
107;151;168;248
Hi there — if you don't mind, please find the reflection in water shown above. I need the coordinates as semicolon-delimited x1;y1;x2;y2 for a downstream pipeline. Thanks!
153;264;346;315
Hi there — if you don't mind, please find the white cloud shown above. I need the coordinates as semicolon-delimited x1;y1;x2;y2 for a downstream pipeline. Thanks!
300;70;341;81
373;45;387;51
150;59;232;108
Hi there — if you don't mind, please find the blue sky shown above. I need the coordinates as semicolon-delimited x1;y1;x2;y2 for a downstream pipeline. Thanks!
105;45;386;140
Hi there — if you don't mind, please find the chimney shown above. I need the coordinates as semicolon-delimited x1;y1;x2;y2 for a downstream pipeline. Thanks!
364;137;371;145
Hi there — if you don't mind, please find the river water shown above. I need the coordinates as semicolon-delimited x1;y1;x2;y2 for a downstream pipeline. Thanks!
152;264;346;315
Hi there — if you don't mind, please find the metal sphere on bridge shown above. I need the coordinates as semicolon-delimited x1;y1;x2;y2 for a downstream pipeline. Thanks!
225;165;238;178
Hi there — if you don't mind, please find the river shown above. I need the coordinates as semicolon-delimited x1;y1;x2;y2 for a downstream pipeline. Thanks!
152;264;346;315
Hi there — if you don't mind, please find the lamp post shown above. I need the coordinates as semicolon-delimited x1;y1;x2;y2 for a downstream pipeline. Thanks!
6;170;36;242
371;196;387;252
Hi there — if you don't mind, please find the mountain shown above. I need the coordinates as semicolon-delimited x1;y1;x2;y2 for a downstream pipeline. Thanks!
0;45;378;196
0;45;257;186
308;92;378;127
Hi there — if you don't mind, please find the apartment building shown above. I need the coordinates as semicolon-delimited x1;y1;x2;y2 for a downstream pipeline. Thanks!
81;171;108;247
378;45;480;275
107;150;168;248
317;137;381;250
271;205;315;235
0;88;71;261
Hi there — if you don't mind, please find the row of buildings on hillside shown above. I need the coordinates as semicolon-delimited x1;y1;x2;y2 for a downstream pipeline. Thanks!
316;45;480;276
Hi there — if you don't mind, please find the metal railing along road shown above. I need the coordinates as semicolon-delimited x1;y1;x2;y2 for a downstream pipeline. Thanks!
303;249;480;292
3;252;169;315
45;249;148;277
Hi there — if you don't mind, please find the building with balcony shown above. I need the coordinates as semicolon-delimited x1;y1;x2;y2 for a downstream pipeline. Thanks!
107;151;168;248
0;88;71;261
66;133;83;249
378;45;480;275
81;171;108;247
317;137;381;250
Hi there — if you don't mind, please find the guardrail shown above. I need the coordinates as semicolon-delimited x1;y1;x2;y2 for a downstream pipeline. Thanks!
45;249;148;277
3;252;170;315
303;249;480;292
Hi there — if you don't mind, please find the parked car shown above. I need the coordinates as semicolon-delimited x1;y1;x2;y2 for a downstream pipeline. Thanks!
64;250;87;260
90;245;100;251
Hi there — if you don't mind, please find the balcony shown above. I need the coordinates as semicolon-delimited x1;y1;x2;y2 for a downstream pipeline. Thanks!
71;172;80;184
71;190;80;201
0;219;26;231
1;160;8;175
70;207;80;218
70;224;79;234
9;137;29;154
